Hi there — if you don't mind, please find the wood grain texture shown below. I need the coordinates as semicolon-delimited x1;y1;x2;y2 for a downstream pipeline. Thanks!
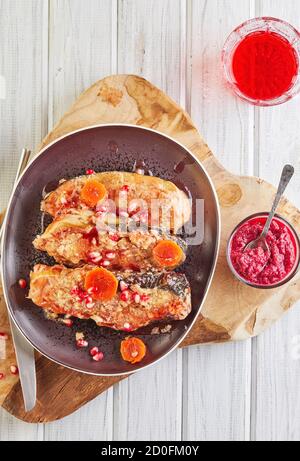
251;0;300;442
45;0;117;439
0;0;48;439
114;0;184;442
113;353;183;441
182;0;253;441
0;0;48;208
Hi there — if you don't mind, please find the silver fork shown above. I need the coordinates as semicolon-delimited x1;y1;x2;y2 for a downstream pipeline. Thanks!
1;148;37;412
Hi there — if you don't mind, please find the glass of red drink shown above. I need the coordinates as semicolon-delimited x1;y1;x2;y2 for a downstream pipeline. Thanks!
222;17;300;106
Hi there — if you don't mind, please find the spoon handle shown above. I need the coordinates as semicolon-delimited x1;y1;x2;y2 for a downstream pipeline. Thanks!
261;164;294;238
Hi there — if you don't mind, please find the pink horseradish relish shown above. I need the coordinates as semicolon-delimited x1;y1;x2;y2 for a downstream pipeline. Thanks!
229;216;298;286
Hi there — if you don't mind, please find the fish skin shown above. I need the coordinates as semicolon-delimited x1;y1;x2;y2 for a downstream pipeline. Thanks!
33;211;187;270
28;264;191;331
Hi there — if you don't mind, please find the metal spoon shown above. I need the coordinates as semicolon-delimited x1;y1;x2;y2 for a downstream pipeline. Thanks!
244;164;294;253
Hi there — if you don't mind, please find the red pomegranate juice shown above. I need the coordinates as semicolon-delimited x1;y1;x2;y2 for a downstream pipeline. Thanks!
231;31;298;101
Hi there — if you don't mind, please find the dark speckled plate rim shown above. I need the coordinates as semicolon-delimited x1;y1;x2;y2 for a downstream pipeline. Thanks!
1;124;221;376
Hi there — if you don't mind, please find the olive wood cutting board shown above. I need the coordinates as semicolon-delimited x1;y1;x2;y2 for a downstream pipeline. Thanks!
1;74;300;423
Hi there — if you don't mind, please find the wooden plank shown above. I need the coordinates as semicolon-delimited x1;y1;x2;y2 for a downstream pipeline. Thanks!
45;391;113;441
0;409;44;440
113;354;182;441
182;0;254;441
252;0;300;442
182;342;251;441
48;0;117;125
44;0;116;441
0;0;48;440
114;0;184;441
0;0;48;210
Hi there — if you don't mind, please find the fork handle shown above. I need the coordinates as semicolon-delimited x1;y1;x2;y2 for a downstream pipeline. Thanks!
261;164;294;238
0;148;31;241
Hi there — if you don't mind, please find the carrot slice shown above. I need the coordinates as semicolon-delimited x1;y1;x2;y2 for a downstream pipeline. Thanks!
152;240;184;267
120;337;146;364
84;267;118;301
80;179;107;207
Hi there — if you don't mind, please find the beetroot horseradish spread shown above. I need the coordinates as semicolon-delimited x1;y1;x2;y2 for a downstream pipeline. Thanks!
229;215;299;286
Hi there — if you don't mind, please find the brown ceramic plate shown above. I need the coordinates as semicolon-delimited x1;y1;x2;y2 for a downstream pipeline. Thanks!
1;125;220;375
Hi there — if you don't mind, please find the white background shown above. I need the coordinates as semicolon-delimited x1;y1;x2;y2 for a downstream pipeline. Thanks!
1;0;300;441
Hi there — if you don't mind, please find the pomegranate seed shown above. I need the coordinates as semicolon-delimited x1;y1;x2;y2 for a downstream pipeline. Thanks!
0;332;8;340
132;211;147;222
109;233;120;242
120;185;129;192
88;251;102;263
120;290;130;301
140;294;150;302
133;293;140;303
140;212;148;223
71;286;80;295
89;251;101;258
72;287;88;301
86;169;95;175
128;201;139;213
92;351;104;362
96;204;108;213
89;346;99;356
10;365;18;375
86;301;95;309
123;322;132;331
105;251;116;260
101;259;110;267
119;281;128;292
79;292;89;301
76;339;88;348
18;278;27;289
64;318;73;327
0;373;4;380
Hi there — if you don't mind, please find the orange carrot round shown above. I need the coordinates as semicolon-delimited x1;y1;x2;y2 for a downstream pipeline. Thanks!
84;267;118;301
80;179;107;207
120;337;147;364
152;240;184;267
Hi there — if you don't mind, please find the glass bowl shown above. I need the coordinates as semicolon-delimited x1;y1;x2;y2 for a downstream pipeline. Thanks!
222;17;300;106
226;212;300;289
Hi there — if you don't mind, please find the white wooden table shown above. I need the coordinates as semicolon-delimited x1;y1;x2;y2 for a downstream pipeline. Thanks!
1;0;300;441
